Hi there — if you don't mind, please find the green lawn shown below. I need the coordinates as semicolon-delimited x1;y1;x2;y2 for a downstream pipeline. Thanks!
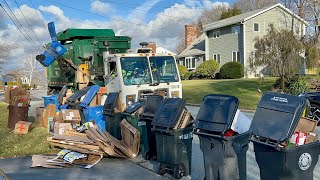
0;102;58;158
182;78;276;110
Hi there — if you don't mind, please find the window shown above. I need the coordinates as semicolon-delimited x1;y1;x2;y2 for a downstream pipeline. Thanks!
232;51;240;62
185;57;196;69
253;23;259;32
232;25;240;34
209;30;220;38
213;54;221;64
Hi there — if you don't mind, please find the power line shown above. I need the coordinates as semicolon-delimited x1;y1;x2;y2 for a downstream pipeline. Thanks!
1;0;41;52
0;3;40;52
13;0;43;47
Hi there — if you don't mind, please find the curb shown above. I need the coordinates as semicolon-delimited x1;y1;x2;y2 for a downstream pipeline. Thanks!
186;103;256;113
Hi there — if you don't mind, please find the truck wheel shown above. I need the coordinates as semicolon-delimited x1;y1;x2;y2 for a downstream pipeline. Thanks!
157;163;166;175
173;163;185;179
143;150;152;160
309;103;320;126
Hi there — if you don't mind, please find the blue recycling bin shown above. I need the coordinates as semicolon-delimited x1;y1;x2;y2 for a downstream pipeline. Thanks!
42;95;59;111
36;41;66;67
83;105;106;132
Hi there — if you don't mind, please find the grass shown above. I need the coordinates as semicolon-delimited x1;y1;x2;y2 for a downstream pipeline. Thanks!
0;102;58;158
182;78;277;110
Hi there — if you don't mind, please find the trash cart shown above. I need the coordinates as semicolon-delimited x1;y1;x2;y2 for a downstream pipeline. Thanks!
83;105;106;132
152;98;193;179
250;92;320;180
103;92;122;139
194;94;250;180
7;105;29;129
42;95;59;111
140;95;163;160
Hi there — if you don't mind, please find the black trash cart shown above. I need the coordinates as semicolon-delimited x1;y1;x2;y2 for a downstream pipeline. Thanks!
194;94;250;180
152;98;193;179
103;92;122;139
250;92;320;180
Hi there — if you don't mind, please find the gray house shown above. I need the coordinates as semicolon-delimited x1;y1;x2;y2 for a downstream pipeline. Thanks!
176;34;206;70
203;3;308;78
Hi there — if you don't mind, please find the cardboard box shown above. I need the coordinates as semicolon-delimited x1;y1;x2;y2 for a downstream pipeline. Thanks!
306;132;318;144
14;121;32;134
43;104;56;128
78;83;88;90
54;123;73;135
60;109;81;124
36;107;46;124
66;89;73;95
174;109;191;129
120;119;140;158
62;94;73;105
296;117;317;133
89;95;98;106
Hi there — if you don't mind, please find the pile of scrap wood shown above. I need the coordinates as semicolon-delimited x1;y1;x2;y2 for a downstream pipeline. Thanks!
32;119;140;168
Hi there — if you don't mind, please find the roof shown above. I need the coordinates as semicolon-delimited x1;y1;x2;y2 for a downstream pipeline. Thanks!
156;47;176;55
203;3;308;32
57;29;115;41
177;33;205;58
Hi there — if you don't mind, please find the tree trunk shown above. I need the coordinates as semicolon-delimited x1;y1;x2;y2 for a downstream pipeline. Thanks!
281;75;285;90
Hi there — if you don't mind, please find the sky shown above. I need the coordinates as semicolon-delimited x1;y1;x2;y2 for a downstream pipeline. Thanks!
0;0;233;72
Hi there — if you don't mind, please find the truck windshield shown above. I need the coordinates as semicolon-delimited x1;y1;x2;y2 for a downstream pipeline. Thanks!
120;57;151;85
149;56;179;83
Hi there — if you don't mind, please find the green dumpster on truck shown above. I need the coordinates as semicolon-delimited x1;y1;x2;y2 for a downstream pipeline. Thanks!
46;28;131;94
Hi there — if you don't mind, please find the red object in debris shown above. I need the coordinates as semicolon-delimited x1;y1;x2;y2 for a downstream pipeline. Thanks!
224;129;236;137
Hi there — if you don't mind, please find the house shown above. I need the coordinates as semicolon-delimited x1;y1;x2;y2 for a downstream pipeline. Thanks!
176;33;205;70
156;47;176;55
203;3;308;78
177;3;307;76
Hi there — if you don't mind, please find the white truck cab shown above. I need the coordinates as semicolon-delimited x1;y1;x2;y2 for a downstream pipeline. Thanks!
103;51;182;108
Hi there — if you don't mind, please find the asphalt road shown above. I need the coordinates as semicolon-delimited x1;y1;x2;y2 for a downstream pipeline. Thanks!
1;90;320;180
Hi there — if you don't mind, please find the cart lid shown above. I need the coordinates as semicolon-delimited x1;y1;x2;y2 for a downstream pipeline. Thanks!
195;94;239;134
103;92;119;115
124;100;145;114
141;95;163;119
152;98;186;129
250;92;307;143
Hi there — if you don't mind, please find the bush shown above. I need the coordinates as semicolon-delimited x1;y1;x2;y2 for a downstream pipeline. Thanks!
195;60;220;79
178;65;188;80
288;77;311;95
220;62;244;79
184;71;192;80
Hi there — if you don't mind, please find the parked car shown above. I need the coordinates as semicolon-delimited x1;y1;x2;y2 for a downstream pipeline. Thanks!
299;92;320;125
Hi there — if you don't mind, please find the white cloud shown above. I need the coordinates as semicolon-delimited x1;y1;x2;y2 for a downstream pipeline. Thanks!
90;1;113;15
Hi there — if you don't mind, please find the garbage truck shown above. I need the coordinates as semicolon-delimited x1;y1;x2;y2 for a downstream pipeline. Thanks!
37;22;182;108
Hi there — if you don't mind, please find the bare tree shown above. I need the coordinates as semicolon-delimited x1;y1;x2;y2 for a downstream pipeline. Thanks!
175;33;186;54
19;53;45;86
234;0;279;13
249;25;304;89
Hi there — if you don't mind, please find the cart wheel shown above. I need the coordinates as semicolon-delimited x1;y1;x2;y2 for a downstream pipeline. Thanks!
143;150;152;160
173;163;186;179
157;163;166;176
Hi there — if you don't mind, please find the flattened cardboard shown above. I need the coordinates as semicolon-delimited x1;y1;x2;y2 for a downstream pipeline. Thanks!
54;123;73;135
306;132;318;144
296;117;317;133
78;83;88;90
59;109;81;124
64;130;88;138
31;155;67;168
43;104;56;128
120;119;140;158
89;95;98;106
173;108;191;129
14;121;32;134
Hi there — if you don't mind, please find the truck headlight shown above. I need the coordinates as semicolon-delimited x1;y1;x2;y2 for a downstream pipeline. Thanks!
171;91;179;98
126;95;136;106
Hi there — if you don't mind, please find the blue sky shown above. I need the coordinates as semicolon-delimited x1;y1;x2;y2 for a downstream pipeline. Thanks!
0;0;234;71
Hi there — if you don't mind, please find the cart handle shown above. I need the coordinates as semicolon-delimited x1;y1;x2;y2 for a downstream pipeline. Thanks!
194;130;223;139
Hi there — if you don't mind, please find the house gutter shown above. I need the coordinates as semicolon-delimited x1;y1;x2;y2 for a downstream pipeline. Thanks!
240;21;247;78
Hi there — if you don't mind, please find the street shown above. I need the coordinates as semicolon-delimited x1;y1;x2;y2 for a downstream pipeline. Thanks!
1;90;320;179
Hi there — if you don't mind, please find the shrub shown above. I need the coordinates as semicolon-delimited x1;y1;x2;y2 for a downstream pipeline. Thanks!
195;60;220;79
184;71;192;80
178;65;188;80
220;62;244;79
288;77;311;95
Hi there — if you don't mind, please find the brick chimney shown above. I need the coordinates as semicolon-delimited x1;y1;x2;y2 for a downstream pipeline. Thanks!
185;25;197;47
147;42;156;53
